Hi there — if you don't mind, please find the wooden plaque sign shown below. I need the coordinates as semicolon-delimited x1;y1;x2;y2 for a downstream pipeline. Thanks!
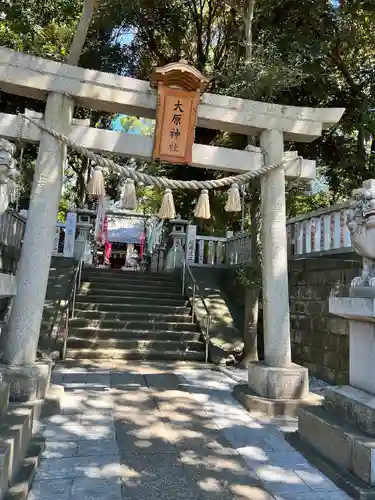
153;85;200;165
151;60;209;166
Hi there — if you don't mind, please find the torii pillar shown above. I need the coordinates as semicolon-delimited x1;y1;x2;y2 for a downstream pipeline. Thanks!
0;93;73;400
234;129;309;415
259;129;292;369
235;127;340;415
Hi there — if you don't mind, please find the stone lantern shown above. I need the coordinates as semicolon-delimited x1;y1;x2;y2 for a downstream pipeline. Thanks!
164;215;189;271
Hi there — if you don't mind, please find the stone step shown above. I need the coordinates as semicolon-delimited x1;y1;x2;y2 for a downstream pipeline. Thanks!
67;347;206;361
69;318;197;332
81;277;180;288
68;329;201;342
0;383;62;499
78;287;183;300
47;273;72;281
74;303;191;314
80;279;181;293
67;337;204;351
75;294;187;306
324;385;375;437
80;278;181;290
3;436;45;500
82;270;178;282
71;310;192;323
298;404;375;485
0;405;36;491
50;257;74;269
0;385;64;500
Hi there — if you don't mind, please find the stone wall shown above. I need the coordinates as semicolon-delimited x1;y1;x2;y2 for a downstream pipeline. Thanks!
289;255;361;384
216;253;362;385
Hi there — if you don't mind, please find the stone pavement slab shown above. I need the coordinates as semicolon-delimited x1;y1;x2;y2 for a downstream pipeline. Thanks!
120;452;197;500
176;367;351;499
28;478;73;500
27;361;352;500
71;477;122;500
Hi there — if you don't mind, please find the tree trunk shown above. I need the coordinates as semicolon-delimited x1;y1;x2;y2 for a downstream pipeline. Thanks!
242;284;260;363
67;0;98;65
241;181;261;364
76;171;86;207
239;0;260;367
244;0;256;62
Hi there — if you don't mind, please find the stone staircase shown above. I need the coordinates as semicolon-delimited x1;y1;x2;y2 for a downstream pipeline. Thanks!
0;377;61;500
66;268;206;361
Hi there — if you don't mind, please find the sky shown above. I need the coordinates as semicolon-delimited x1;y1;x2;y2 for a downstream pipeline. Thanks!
112;116;124;131
118;32;133;45
111;30;134;131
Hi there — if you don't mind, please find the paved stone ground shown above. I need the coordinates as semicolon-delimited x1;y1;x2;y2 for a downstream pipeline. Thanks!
28;361;351;500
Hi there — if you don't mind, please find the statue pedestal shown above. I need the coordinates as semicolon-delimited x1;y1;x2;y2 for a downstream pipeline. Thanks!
330;296;375;393
296;292;375;491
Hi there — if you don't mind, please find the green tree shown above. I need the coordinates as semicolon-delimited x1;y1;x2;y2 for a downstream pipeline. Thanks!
4;0;375;222
0;0;126;214
119;116;155;137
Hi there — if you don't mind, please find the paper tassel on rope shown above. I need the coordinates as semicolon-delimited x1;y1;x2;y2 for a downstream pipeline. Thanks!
121;179;137;210
86;165;105;197
194;189;211;219
225;183;242;212
158;189;176;219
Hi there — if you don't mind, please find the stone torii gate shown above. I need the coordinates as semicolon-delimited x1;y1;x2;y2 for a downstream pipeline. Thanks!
0;47;344;404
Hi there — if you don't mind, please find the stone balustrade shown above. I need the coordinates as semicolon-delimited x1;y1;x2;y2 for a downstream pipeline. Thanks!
0;209;25;275
0;209;26;301
195;235;227;266
225;231;252;266
286;202;352;258
49;202;355;268
185;203;354;268
185;231;251;267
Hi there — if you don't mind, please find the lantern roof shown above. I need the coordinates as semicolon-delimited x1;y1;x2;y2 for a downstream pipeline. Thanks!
150;60;209;94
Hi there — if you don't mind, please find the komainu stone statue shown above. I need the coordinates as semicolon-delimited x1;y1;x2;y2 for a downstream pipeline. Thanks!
347;179;375;287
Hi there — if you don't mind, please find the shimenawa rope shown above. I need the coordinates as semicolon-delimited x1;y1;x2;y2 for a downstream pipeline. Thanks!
19;114;298;191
